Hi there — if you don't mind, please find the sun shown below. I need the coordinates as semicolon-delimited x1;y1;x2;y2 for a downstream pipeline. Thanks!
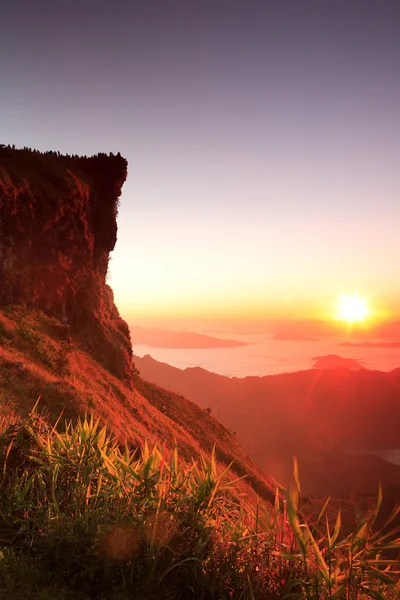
335;292;370;324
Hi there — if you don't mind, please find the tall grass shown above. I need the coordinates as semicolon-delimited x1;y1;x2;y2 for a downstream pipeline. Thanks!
0;409;399;599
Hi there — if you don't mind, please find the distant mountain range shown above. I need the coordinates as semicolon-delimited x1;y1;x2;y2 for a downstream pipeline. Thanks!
130;318;400;349
134;354;400;496
312;354;365;369
253;317;400;341
339;341;400;348
130;325;249;348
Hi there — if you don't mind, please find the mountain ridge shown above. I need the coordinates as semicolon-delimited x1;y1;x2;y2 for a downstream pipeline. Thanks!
134;353;400;495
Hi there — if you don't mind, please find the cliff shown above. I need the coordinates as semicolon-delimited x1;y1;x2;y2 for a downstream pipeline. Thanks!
0;145;276;505
0;145;132;384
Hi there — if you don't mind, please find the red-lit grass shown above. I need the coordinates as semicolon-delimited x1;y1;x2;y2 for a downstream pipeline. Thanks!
0;411;398;599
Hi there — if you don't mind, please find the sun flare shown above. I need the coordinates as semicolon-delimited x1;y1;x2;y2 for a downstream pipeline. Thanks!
335;292;370;324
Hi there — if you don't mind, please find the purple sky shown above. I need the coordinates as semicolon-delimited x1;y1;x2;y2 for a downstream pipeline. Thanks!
2;1;400;323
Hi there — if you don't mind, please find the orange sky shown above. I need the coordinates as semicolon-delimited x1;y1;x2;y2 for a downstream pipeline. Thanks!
109;214;398;327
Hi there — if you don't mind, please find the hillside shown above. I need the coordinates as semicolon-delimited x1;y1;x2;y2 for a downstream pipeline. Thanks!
134;354;400;495
0;306;275;504
0;146;275;505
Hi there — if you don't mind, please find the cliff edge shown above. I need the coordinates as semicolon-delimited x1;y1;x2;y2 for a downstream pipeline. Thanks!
0;145;132;384
0;144;276;506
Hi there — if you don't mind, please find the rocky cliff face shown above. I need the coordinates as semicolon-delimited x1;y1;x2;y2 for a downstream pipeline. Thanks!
0;145;133;384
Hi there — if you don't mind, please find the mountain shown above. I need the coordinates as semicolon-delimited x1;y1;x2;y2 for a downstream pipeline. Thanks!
134;354;400;495
339;341;400;348
0;146;275;505
311;354;365;369
130;325;249;348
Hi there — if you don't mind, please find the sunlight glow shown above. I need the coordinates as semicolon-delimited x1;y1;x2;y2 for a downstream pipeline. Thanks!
335;293;371;323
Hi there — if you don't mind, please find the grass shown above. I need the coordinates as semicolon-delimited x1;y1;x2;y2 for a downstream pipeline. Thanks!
0;408;399;599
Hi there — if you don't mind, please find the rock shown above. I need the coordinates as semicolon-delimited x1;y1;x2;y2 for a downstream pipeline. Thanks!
0;146;133;385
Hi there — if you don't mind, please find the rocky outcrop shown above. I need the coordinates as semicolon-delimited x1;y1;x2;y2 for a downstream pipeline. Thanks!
0;145;133;384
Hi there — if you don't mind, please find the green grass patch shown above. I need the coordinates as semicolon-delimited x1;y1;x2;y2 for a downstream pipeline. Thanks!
0;409;399;599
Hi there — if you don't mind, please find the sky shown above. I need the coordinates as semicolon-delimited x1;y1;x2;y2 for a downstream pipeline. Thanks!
2;0;400;326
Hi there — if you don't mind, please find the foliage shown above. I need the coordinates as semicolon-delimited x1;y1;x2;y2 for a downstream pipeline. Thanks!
0;410;399;599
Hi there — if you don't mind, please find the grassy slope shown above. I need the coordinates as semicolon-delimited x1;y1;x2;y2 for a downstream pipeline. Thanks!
0;413;399;600
0;306;275;504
